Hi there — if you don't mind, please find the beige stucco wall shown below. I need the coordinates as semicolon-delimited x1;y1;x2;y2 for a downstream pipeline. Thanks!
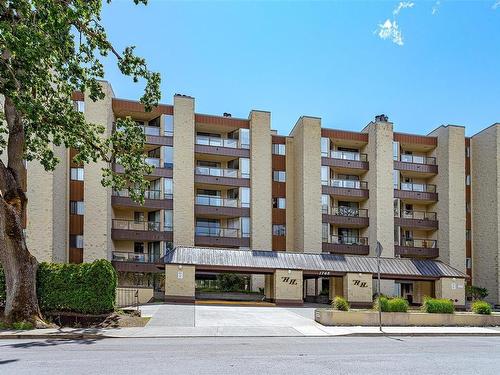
165;264;195;298
83;81;114;261
173;95;195;247
290;117;322;253
343;273;373;303
52;145;69;263
413;280;434;304
329;277;344;300
273;269;303;302
435;277;466;306
429;126;466;273
364;120;395;258
249;110;272;250
471;124;500;305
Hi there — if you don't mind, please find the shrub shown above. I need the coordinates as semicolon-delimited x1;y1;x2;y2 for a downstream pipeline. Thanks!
0;260;117;315
332;296;349;311
421;297;455;314
374;296;409;312
216;273;246;292
11;321;34;330
466;285;488;301
471;300;492;315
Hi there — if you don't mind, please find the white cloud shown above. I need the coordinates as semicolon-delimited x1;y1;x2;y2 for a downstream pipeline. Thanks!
432;1;441;15
493;1;500;10
393;1;415;16
377;19;404;46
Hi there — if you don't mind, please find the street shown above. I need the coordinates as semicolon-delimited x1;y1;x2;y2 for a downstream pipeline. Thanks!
0;336;498;374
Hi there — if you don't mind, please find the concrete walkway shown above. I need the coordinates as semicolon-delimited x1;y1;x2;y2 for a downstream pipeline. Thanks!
1;303;500;338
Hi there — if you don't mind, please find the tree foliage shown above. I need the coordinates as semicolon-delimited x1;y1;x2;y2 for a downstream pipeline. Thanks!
0;0;161;200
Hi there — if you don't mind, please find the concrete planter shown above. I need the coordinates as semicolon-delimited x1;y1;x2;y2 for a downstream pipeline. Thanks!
315;309;500;327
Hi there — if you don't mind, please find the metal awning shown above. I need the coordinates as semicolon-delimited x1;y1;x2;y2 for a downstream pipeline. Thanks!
164;246;467;280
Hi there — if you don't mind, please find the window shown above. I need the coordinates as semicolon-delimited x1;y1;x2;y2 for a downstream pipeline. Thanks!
465;147;470;158
272;197;286;209
272;144;286;155
240;187;251;208
74;100;84;113
273;171;286;182
70;235;83;249
393;170;400;189
466;258;472;269
466;175;471;186
321;166;329;185
240;129;250;148
321;137;330;157
466;202;471;213
164;115;173;136
240;158;250;178
272;224;286;236
164;146;173;168
393;141;400;161
134;242;144;254
466;229;471;241
164;178;173;199
70;167;84;181
322;223;329;242
241;217;251;237
70;201;84;215
134;211;145;223
164;210;173;231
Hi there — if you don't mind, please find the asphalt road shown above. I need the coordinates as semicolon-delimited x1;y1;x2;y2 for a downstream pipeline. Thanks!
0;336;499;375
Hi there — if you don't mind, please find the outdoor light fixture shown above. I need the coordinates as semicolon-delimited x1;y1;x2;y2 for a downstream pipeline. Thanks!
178;265;183;270
288;269;291;274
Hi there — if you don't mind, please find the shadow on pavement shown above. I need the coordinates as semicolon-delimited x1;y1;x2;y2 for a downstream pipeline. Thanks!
1;338;103;349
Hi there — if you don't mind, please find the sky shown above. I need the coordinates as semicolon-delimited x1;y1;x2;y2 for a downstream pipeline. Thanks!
100;1;500;137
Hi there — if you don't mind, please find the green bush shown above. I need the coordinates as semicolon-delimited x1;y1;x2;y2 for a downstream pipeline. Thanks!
421;297;455;314
374;296;409;312
0;260;117;315
471;300;492;315
332;296;349;311
215;273;247;292
11;321;34;330
466;285;488;301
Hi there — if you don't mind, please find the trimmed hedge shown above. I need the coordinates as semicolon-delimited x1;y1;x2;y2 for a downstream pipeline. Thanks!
421;297;455;314
374;296;409;313
0;260;117;315
471;300;492;315
332;296;349;311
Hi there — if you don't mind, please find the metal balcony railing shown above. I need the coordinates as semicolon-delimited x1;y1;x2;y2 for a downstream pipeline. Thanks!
330;150;368;162
400;238;437;248
195;135;249;149
112;219;161;231
399;183;436;193
142;125;160;136
195;195;244;208
329;179;368;189
145;157;161;168
395;210;437;220
322;206;368;217
400;154;436;165
112;251;163;263
195;226;249;238
112;189;162;200
195;166;248;179
325;235;369;246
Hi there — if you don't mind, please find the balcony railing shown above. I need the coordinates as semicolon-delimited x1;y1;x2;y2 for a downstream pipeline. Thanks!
400;154;436;165
112;219;161;231
195;166;248;179
112;189;163;200
399;183;436;193
329;179;368;189
325;235;368;246
195;195;245;208
142;125;161;136
322;206;368;217
112;251;162;263
330;150;368;162
195;226;249;238
396;210;437;221
195;135;249;149
145;157;161;168
400;238;437;248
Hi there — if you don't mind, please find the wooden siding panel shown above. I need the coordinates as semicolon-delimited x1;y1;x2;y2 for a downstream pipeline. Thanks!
321;129;368;142
394;132;437;146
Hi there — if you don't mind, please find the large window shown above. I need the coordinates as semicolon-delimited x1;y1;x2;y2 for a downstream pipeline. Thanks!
70;167;84;181
240;187;250;208
164;210;173;231
272;224;286;236
70;201;84;215
164;146;173;168
272;197;286;209
321;166;329;185
70;235;83;249
273;171;286;182
164;178;173;198
164;115;173;136
321;137;330;157
272;144;286;155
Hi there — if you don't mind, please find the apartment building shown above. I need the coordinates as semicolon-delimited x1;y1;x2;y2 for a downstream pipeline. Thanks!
23;81;500;307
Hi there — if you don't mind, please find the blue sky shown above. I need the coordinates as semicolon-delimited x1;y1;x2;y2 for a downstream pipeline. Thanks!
100;1;500;136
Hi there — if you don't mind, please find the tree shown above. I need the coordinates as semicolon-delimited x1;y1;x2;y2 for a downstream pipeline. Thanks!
0;0;160;325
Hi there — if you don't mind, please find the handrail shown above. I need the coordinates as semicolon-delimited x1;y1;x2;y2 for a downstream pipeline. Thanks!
195;225;246;238
195;166;248;179
145;157;161;168
395;210;437;220
326;235;368;246
400;154;436;165
400;238;437;248
330;179;368;189
142;125;160;136
322;206;368;217
195;135;249;149
195;195;241;208
112;189;162;200
112;219;161;231
112;251;163;263
399;182;436;193
330;150;368;162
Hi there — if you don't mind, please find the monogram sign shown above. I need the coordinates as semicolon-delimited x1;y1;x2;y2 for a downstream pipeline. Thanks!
281;277;298;285
352;279;369;288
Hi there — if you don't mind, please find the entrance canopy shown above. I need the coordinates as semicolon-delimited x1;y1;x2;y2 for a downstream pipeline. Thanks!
164;246;467;280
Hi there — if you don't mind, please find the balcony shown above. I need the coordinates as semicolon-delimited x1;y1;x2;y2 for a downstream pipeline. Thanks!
195;135;250;158
322;179;369;200
322;235;369;255
322;151;369;173
142;126;173;146
112;251;163;263
394;210;438;230
394;155;437;176
395;238;439;258
394;183;438;203
112;189;173;210
194;166;250;187
111;219;173;242
195;195;250;217
195;226;250;248
322;206;369;228
111;251;165;273
113;160;172;178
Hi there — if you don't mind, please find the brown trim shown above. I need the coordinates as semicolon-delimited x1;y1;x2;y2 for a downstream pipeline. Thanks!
321;129;368;142
69;148;82;167
394;189;438;202
194;205;250;218
322;242;370;255
112;196;173;210
322;186;369;199
272;235;286;251
111;229;173;242
394;161;438;175
194;265;275;274
113;163;173;178
195;113;249;129
271;135;287;144
164;295;195;304
395;245;439;258
273;299;303;307
194;174;250;188
194;144;250;158
394;132;437;146
69;214;83;235
272;181;286;197
146;135;173;146
322;214;369;228
112;98;174;116
71;91;84;101
272;208;286;224
322;157;369;171
194;236;250;248
69;181;84;200
112;261;165;273
69;248;83;264
394;217;438;230
272;154;286;170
